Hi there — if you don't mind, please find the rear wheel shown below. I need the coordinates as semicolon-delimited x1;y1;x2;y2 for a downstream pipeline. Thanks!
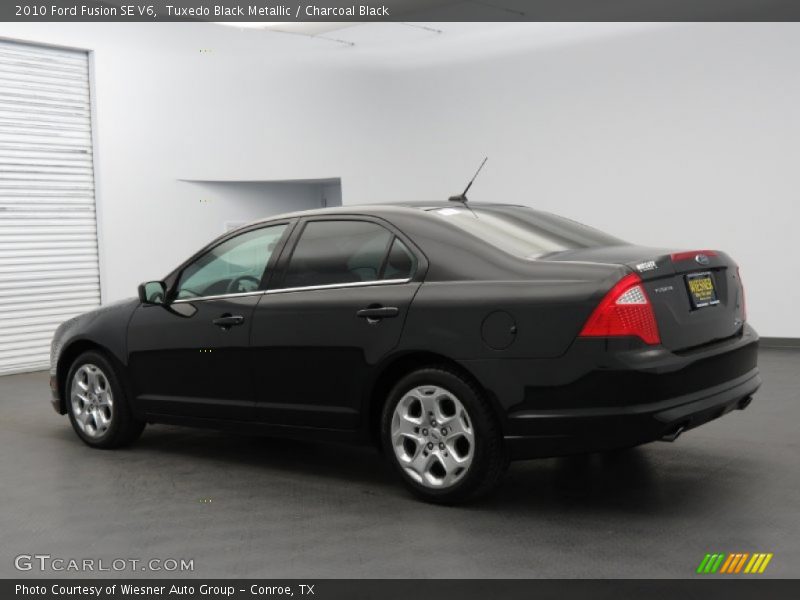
66;351;144;449
381;367;508;504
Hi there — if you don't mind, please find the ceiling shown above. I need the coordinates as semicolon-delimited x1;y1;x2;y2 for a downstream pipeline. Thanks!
207;0;793;68
212;0;797;41
212;21;667;68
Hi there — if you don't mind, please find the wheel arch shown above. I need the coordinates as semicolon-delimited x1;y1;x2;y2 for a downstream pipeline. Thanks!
365;350;503;447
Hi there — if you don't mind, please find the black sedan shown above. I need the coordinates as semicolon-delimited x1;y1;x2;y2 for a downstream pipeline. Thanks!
50;202;760;503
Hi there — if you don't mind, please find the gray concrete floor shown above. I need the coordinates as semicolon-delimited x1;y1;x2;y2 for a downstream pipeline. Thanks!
0;349;797;578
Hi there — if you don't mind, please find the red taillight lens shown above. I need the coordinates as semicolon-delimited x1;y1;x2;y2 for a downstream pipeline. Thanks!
670;249;718;262
579;273;661;345
737;267;747;322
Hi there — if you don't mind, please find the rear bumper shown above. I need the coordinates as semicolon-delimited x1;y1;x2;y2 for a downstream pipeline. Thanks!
504;368;760;459
461;324;760;460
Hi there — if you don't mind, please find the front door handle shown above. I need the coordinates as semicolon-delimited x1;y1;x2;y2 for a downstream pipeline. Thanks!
356;306;399;323
213;314;245;330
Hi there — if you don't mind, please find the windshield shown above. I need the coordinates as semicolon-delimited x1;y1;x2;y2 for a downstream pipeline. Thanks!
429;205;624;259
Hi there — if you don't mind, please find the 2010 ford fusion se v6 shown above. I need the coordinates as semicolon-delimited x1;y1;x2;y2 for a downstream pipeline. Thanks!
49;202;760;503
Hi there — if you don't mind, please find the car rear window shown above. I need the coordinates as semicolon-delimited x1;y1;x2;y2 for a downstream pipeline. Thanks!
429;205;624;258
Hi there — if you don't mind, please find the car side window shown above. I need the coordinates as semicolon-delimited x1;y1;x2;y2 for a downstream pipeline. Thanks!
175;224;287;300
382;238;417;280
282;220;398;289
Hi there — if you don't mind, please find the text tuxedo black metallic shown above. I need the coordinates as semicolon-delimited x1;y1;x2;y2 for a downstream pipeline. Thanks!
49;203;760;503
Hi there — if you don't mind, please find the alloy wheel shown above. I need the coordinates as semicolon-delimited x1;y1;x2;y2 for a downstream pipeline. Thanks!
390;385;475;489
70;364;114;439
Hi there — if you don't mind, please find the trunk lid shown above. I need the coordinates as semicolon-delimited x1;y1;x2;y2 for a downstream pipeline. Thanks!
543;245;746;351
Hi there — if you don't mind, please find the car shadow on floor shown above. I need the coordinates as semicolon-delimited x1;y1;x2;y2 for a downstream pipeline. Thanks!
120;424;736;516
132;424;398;486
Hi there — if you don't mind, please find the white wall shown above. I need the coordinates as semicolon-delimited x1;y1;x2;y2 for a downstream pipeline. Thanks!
354;23;799;338
0;23;797;336
179;179;337;234
0;23;366;302
336;24;800;338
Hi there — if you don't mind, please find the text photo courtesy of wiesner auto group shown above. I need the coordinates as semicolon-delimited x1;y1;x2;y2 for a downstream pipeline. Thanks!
0;1;798;598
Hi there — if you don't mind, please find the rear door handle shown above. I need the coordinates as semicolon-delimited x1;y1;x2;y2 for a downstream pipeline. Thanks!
356;306;399;322
212;314;245;329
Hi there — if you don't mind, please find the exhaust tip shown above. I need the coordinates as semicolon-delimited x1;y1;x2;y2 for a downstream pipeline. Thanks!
737;395;753;410
661;422;688;442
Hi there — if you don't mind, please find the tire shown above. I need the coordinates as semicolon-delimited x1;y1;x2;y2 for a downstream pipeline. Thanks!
381;366;508;504
66;350;145;449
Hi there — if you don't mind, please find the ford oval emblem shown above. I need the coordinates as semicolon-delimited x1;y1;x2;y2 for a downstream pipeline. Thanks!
695;254;710;265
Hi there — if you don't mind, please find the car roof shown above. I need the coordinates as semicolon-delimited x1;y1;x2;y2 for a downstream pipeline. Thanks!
246;201;527;225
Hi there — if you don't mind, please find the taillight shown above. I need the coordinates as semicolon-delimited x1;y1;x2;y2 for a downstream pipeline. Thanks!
670;249;718;262
737;267;747;322
579;273;661;345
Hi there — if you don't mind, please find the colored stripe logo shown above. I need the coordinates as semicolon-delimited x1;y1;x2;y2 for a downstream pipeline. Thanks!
697;553;773;574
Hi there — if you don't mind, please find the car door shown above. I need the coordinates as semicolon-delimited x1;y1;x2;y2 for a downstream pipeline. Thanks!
127;222;292;421
250;217;424;431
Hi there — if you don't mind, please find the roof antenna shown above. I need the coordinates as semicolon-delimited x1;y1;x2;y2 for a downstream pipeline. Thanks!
449;157;487;203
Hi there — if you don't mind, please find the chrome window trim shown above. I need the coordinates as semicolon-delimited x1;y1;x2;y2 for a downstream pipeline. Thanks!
169;278;412;304
265;278;411;295
172;291;265;305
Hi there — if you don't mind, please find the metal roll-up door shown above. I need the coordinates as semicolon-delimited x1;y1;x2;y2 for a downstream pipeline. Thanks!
0;39;100;375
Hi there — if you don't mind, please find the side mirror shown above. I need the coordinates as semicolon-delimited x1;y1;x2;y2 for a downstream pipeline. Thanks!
138;281;167;305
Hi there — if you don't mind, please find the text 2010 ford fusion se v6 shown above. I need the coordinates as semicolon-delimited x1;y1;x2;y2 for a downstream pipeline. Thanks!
49;203;759;503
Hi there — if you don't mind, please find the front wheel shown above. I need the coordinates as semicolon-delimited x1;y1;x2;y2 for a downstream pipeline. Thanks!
381;367;508;504
66;351;145;449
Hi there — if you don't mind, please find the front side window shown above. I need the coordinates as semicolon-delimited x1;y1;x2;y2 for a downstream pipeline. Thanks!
175;224;287;300
282;220;410;289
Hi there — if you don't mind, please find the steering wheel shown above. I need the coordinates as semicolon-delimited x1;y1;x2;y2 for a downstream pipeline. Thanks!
227;275;260;294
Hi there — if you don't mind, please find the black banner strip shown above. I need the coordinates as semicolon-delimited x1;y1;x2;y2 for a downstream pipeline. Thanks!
4;0;800;22
4;579;800;600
